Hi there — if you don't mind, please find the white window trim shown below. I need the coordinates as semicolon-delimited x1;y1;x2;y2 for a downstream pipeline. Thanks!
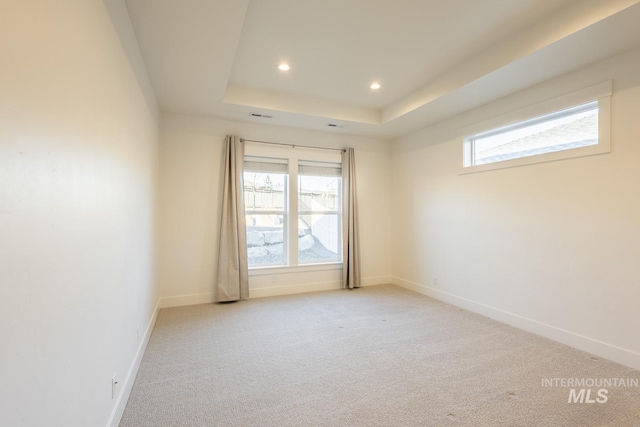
458;81;612;174
248;262;342;276
298;160;343;266
244;143;343;272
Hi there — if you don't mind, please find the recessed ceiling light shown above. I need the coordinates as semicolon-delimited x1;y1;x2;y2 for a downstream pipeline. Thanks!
278;63;290;71
370;82;381;90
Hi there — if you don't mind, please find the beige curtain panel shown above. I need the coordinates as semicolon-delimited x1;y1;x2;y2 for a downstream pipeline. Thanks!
342;147;361;289
215;135;249;302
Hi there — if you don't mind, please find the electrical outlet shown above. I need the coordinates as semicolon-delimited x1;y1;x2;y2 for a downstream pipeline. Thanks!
433;277;438;287
271;275;277;284
112;374;118;399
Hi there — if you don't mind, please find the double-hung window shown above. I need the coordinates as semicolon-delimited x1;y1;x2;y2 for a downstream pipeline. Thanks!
244;157;288;267
298;161;342;264
243;148;342;269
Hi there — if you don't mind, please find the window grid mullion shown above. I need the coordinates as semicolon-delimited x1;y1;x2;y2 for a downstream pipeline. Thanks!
246;210;285;215
298;211;340;215
288;158;299;267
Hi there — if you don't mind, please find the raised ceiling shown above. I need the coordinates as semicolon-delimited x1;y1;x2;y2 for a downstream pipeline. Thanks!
124;0;640;139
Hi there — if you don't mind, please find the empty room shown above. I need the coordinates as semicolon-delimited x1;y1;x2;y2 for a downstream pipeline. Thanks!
2;0;640;426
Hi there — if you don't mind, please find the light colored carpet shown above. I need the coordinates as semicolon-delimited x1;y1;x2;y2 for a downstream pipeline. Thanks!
120;285;640;426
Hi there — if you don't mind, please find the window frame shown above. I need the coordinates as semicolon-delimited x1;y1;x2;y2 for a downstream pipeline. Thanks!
243;143;343;273
297;162;343;265
459;81;612;174
243;164;289;268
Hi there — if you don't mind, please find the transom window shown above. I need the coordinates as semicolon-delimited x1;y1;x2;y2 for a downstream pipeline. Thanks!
460;81;611;173
466;101;598;166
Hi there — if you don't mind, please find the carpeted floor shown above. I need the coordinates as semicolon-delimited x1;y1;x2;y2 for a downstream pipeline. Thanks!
120;285;640;426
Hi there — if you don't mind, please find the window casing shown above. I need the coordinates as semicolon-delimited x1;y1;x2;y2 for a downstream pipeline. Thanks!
460;81;612;173
243;147;342;270
466;101;598;166
244;157;288;267
298;161;342;264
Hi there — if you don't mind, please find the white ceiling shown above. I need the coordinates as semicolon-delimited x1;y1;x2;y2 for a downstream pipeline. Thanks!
124;0;640;139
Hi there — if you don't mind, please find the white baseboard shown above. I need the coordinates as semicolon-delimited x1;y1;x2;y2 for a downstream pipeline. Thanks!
250;275;388;298
251;280;342;298
159;292;215;308
107;299;160;427
393;276;640;371
158;277;391;304
362;275;393;287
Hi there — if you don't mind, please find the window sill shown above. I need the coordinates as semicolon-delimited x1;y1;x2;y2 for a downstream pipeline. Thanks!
458;81;612;175
248;262;343;276
459;141;610;175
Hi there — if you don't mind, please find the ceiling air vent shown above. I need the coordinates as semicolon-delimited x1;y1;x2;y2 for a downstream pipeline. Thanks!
249;112;273;119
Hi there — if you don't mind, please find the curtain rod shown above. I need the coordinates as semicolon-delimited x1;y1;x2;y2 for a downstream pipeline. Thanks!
242;138;345;153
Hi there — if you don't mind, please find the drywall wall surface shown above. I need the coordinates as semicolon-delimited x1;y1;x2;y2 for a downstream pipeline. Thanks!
157;115;392;302
0;1;159;426
391;47;640;368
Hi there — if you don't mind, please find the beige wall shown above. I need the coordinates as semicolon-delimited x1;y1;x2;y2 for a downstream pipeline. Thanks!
0;1;159;426
157;114;393;305
391;47;640;370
